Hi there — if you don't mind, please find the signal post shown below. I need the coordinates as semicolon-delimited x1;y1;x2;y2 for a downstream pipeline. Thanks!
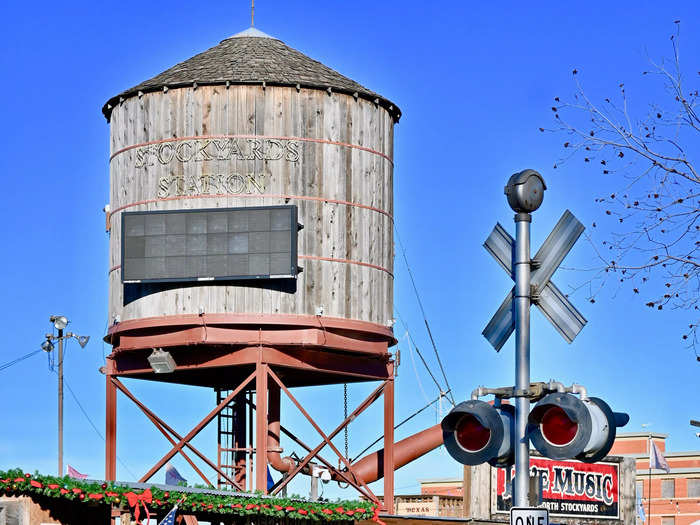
441;170;629;523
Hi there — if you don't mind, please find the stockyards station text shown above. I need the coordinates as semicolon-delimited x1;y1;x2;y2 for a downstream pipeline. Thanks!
133;138;300;168
158;173;267;198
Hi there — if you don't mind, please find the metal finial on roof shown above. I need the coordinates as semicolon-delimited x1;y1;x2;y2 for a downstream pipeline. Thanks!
228;26;273;39
251;0;254;27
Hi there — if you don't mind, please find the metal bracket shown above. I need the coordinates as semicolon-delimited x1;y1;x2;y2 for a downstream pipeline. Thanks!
530;258;542;270
472;381;591;403
530;284;540;304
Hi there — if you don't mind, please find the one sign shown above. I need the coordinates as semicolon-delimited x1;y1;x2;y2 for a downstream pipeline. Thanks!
122;205;298;283
510;507;549;525
483;210;586;351
495;458;620;520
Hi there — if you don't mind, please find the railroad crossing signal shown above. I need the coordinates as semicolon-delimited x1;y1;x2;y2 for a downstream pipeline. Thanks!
442;170;629;510
482;210;587;351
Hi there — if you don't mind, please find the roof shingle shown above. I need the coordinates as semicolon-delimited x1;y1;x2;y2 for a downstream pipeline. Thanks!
102;29;400;121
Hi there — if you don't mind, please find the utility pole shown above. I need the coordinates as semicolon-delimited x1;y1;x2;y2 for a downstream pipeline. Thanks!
41;316;90;477
58;326;64;477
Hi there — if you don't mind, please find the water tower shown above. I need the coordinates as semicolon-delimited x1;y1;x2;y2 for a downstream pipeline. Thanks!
101;27;446;509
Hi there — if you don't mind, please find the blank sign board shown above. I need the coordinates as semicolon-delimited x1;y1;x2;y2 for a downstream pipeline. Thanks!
121;206;298;283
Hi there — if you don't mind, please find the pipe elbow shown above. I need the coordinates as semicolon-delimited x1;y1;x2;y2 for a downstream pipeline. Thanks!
267;452;295;473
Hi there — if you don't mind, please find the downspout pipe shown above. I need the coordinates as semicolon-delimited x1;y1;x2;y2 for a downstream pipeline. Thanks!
267;381;295;473
333;423;444;484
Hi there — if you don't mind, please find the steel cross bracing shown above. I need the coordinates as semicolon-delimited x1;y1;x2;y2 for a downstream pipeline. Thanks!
105;353;395;509
110;377;239;488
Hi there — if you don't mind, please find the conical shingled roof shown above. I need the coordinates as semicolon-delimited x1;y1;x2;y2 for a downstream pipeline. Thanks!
102;28;400;121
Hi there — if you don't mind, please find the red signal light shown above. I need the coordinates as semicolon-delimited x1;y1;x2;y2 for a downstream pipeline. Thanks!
540;406;578;446
456;414;491;452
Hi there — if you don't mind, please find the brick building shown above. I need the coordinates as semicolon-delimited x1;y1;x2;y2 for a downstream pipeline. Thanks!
413;433;700;524
609;433;700;525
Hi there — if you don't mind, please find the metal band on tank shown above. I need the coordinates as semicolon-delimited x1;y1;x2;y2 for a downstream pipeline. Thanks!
109;133;393;164
108;255;393;278
107;193;393;226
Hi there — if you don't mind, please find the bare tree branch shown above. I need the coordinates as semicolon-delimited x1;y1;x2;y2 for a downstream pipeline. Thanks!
546;23;700;355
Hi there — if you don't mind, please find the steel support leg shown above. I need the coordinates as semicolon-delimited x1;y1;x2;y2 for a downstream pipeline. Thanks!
105;374;117;481
383;371;395;513
255;361;269;493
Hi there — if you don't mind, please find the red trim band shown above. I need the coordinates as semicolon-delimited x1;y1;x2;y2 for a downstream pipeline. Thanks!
110;133;393;164
107;312;396;347
298;255;393;277
107;193;393;225
109;255;392;277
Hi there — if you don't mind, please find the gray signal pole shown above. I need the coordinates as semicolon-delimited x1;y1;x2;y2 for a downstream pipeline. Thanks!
513;211;532;506
483;170;587;509
504;170;546;507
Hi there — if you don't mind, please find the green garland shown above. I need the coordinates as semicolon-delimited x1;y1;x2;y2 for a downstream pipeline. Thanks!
0;468;376;522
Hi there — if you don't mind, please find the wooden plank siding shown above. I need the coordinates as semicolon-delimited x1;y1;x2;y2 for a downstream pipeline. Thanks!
108;85;394;327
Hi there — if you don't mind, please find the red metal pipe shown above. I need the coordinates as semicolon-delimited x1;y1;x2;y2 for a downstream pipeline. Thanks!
337;423;444;484
267;381;295;473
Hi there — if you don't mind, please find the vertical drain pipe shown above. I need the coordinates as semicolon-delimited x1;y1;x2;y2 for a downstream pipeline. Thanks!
267;380;294;473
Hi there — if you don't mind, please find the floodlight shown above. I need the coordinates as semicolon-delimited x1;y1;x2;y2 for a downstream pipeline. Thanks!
147;348;176;374
50;316;69;331
41;339;54;352
76;335;90;348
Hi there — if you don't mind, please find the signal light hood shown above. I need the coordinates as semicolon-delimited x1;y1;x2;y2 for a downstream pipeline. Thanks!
529;393;629;463
442;400;514;467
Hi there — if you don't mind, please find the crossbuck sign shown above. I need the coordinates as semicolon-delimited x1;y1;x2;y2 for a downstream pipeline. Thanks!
482;210;586;350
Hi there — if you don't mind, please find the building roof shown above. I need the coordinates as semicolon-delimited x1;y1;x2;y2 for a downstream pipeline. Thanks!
102;27;401;121
616;432;669;439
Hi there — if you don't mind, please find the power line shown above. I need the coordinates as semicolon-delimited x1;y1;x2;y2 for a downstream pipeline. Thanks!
351;391;448;462
0;349;42;372
54;369;138;480
395;310;444;396
402;331;432;406
45;339;137;479
394;226;455;405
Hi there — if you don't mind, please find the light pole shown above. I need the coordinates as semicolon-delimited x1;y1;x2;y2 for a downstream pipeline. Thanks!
41;316;90;477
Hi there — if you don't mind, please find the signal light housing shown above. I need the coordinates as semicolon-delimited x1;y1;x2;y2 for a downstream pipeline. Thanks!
528;393;629;463
441;400;515;467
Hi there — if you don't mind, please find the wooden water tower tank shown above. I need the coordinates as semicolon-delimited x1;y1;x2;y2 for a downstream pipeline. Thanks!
102;27;402;507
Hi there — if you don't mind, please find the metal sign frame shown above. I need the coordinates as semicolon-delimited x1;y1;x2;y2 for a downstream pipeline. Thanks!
121;205;299;284
493;459;621;520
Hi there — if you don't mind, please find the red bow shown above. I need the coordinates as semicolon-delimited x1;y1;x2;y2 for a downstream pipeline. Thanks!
125;489;152;524
372;505;387;525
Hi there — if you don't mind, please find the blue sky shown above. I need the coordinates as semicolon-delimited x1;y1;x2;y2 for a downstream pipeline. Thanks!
0;0;698;501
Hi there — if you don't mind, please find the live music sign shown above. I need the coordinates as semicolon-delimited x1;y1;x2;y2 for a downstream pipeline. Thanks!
495;458;619;520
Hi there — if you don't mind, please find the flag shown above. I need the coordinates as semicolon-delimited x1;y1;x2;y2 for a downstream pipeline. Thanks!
165;463;187;486
650;441;671;473
66;464;87;480
267;466;274;490
636;489;646;522
158;505;178;525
